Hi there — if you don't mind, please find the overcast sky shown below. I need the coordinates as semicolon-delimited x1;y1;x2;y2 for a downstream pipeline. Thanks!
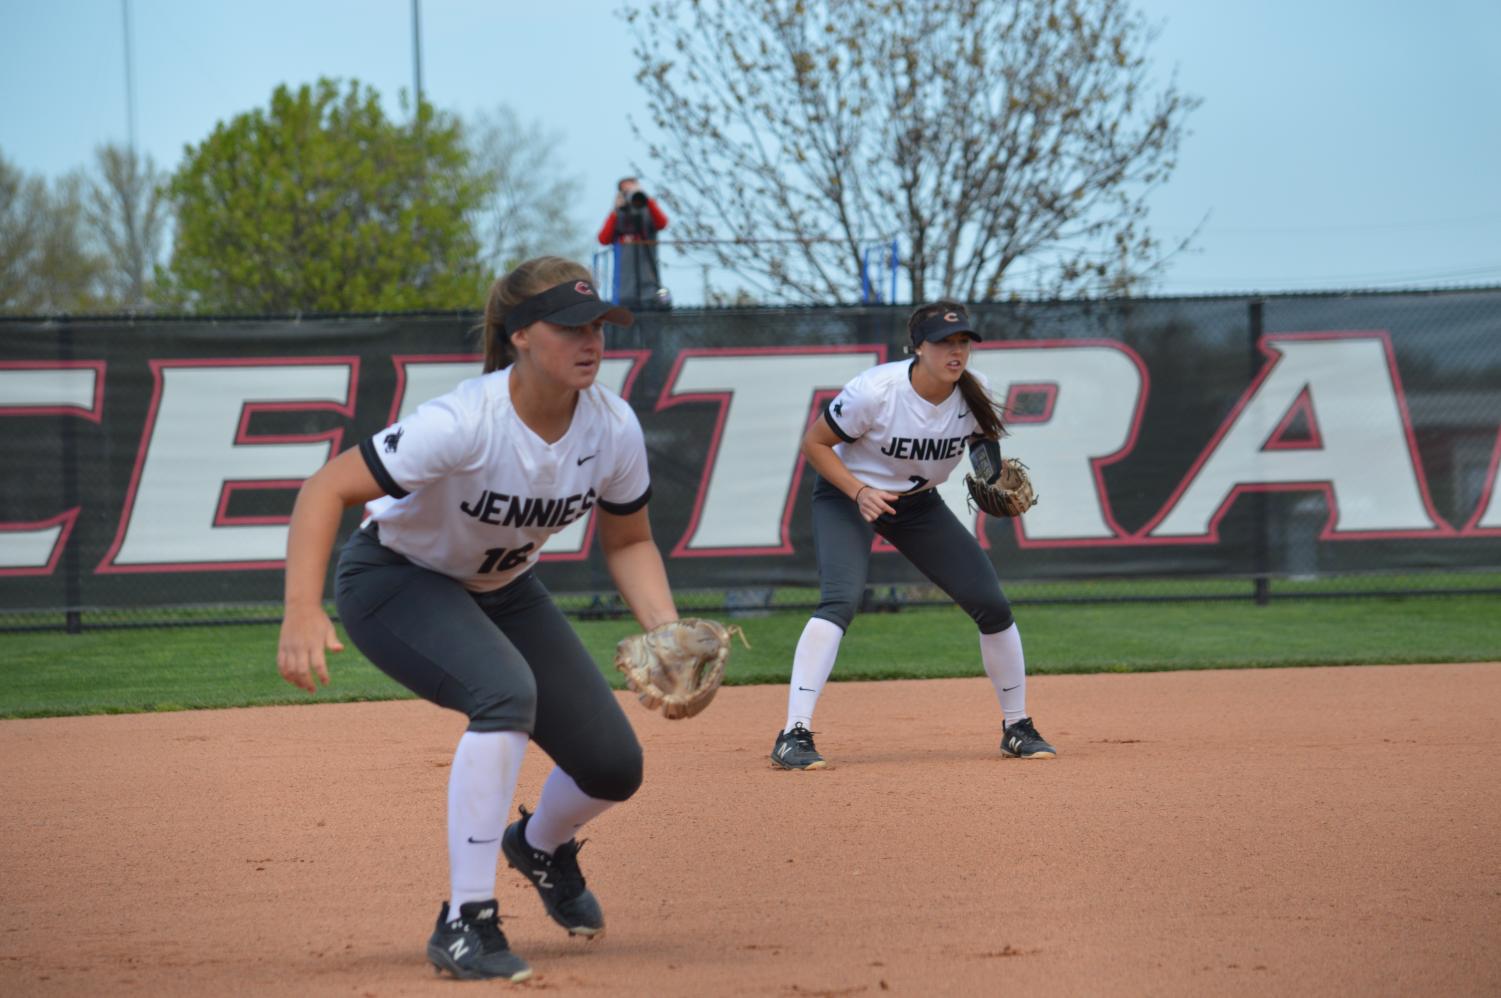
3;0;1498;304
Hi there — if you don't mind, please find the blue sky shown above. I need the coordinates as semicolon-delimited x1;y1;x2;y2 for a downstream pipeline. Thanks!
3;0;1498;303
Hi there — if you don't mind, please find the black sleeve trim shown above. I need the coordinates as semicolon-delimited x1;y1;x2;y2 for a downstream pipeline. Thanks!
822;403;856;443
598;485;652;516
358;438;410;499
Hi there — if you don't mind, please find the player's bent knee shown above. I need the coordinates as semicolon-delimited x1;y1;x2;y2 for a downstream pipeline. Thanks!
812;605;856;632
464;685;538;733
973;603;1015;634
573;742;644;802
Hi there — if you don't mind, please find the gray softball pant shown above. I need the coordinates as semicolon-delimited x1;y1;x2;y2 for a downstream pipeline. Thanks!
333;526;642;802
810;476;1015;635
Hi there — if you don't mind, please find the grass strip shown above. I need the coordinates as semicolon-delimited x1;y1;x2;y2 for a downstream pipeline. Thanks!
2;593;1497;719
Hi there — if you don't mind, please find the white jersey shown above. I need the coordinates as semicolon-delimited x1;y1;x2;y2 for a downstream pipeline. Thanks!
359;368;651;592
824;360;986;494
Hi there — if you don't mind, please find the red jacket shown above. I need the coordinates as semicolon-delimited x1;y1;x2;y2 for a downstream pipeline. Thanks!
598;198;669;245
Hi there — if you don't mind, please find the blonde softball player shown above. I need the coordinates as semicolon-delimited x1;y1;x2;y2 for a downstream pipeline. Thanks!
277;257;681;982
771;301;1056;770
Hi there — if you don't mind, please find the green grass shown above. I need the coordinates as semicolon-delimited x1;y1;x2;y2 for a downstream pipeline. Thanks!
1;593;1497;719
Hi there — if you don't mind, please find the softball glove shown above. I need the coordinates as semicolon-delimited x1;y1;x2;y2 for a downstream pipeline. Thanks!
614;618;742;720
965;457;1039;518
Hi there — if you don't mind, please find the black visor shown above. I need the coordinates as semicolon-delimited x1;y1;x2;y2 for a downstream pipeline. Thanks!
503;280;635;335
911;309;981;347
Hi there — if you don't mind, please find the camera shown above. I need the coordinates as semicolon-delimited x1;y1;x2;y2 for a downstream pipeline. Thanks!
629;190;649;208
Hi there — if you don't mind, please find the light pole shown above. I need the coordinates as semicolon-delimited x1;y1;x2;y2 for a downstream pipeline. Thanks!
122;0;137;152
411;0;424;112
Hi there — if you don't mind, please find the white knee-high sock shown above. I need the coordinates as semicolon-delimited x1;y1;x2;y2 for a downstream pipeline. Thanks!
524;767;616;855
784;617;845;733
979;624;1028;726
447;729;528;914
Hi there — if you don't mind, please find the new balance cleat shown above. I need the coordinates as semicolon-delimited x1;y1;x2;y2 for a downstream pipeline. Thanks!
426;900;532;982
1000;717;1057;759
771;722;828;770
502;807;605;937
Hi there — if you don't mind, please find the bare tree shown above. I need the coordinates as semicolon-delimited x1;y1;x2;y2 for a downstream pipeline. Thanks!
466;106;587;273
0;152;105;313
85;144;169;309
625;0;1197;303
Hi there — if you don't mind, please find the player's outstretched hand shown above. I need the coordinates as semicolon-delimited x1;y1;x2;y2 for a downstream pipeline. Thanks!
277;604;344;693
854;485;899;523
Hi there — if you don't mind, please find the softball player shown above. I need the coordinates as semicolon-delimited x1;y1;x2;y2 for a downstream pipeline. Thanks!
771;301;1056;770
277;257;681;982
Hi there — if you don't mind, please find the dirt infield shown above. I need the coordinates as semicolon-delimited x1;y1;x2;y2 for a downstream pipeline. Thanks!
3;663;1499;997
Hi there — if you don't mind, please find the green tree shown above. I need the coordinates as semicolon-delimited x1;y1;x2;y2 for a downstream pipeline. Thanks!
164;79;487;313
85;143;169;310
625;0;1198;303
0;151;107;314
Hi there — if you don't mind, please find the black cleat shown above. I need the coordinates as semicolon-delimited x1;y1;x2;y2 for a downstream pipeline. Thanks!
1000;717;1057;759
426;900;532;982
771;722;828;770
502;807;605;937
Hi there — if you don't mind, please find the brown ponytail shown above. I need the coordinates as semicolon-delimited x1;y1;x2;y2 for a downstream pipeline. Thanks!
907;301;1007;440
479;256;595;374
958;370;1006;440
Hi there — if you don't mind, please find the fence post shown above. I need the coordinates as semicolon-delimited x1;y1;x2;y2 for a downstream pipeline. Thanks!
60;323;83;633
1248;299;1271;606
591;249;611;303
889;238;899;304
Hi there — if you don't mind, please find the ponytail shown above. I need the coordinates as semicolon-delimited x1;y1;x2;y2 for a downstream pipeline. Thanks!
958;370;1006;440
479;285;513;374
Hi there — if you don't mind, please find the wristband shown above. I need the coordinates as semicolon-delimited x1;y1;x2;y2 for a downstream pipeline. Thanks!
854;485;869;504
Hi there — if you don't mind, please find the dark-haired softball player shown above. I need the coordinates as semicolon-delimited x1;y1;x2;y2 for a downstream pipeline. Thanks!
278;256;682;982
771;301;1056;770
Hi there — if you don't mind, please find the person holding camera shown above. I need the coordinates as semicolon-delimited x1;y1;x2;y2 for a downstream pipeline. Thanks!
598;177;669;309
598;177;668;244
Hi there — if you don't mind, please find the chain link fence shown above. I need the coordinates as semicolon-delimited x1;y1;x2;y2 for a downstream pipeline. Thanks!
3;288;1499;632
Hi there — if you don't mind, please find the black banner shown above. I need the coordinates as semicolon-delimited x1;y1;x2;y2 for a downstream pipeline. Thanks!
2;290;1499;611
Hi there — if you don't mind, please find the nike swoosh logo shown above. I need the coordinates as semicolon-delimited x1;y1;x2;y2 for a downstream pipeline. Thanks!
1001;685;1019;692
958;411;968;418
466;836;498;844
797;686;816;692
577;454;598;465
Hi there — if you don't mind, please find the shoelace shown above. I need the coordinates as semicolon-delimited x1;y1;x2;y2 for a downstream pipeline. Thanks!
788;723;817;749
545;839;588;896
466;913;510;953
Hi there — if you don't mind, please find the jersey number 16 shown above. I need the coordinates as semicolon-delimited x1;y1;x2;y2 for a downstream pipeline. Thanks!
478;543;535;574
